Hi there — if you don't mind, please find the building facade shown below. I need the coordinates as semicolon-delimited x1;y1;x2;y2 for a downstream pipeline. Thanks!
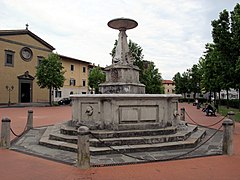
53;55;90;102
162;80;175;94
0;28;54;104
0;28;92;105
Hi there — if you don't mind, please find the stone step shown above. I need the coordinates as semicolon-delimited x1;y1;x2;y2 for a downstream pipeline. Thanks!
49;125;197;147
90;126;195;147
39;125;206;155
39;125;77;152
60;124;178;138
90;128;206;155
117;123;169;130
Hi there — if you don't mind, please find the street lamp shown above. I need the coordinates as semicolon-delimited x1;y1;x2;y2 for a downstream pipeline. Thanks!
6;85;14;106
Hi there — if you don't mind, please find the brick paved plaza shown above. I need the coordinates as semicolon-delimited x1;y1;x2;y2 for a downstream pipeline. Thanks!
0;103;240;180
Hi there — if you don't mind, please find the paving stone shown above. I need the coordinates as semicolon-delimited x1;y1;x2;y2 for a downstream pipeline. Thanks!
141;155;155;160
97;159;114;164
112;157;125;163
105;154;123;158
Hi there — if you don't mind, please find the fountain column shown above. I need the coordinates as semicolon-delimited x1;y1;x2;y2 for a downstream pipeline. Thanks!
99;18;145;94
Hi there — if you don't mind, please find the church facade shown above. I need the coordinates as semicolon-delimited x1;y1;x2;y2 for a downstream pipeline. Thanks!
0;27;55;104
0;27;91;105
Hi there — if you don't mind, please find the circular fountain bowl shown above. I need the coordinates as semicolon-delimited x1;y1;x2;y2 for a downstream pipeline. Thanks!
108;18;138;30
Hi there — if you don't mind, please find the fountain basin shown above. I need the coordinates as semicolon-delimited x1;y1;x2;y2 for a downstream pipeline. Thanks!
70;94;181;130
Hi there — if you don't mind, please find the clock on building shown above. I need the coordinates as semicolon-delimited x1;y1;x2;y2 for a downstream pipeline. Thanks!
20;47;33;61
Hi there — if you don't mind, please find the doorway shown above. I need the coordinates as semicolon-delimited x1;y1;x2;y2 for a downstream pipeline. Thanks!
20;82;31;102
18;71;34;103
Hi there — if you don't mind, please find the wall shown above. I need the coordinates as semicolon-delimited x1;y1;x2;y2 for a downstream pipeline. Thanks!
53;57;90;102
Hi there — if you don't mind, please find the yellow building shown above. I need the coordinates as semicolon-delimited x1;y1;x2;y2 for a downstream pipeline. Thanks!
0;27;55;104
0;27;91;105
53;55;90;102
162;80;175;94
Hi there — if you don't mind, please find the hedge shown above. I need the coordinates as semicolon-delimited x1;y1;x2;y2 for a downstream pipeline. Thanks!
217;99;240;109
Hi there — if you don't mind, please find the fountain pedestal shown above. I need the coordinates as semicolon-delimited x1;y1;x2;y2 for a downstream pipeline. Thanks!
99;64;145;94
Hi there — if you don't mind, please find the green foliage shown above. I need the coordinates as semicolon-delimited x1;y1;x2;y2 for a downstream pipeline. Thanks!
231;4;240;51
172;72;182;94
218;99;240;109
35;53;65;105
141;62;164;94
173;65;202;98
188;64;202;99
88;66;106;94
176;3;240;108
201;43;223;94
218;105;240;122
173;72;189;97
231;4;240;90
211;9;234;91
128;40;145;82
129;40;144;62
236;57;240;81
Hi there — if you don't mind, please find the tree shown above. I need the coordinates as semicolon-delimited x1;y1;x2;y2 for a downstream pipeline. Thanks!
231;3;240;109
182;71;192;96
141;62;164;94
173;70;192;98
188;64;202;99
88;66;106;94
231;3;240;65
129;39;144;64
129;40;145;83
35;53;65;106
236;57;240;109
175;3;240;107
201;43;223;103
173;72;182;94
211;9;233;106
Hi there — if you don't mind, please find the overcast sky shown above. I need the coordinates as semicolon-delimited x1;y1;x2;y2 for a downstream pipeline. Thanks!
1;0;239;79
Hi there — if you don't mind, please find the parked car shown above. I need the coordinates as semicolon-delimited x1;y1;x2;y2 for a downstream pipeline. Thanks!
58;98;72;105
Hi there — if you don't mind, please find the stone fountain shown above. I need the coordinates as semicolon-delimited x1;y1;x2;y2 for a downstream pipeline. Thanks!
70;18;181;130
38;18;206;157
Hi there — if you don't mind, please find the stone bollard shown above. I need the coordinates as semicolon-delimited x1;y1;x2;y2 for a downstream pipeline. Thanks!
0;117;11;148
222;119;234;155
77;126;90;169
27;110;33;130
180;108;185;121
227;111;235;130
